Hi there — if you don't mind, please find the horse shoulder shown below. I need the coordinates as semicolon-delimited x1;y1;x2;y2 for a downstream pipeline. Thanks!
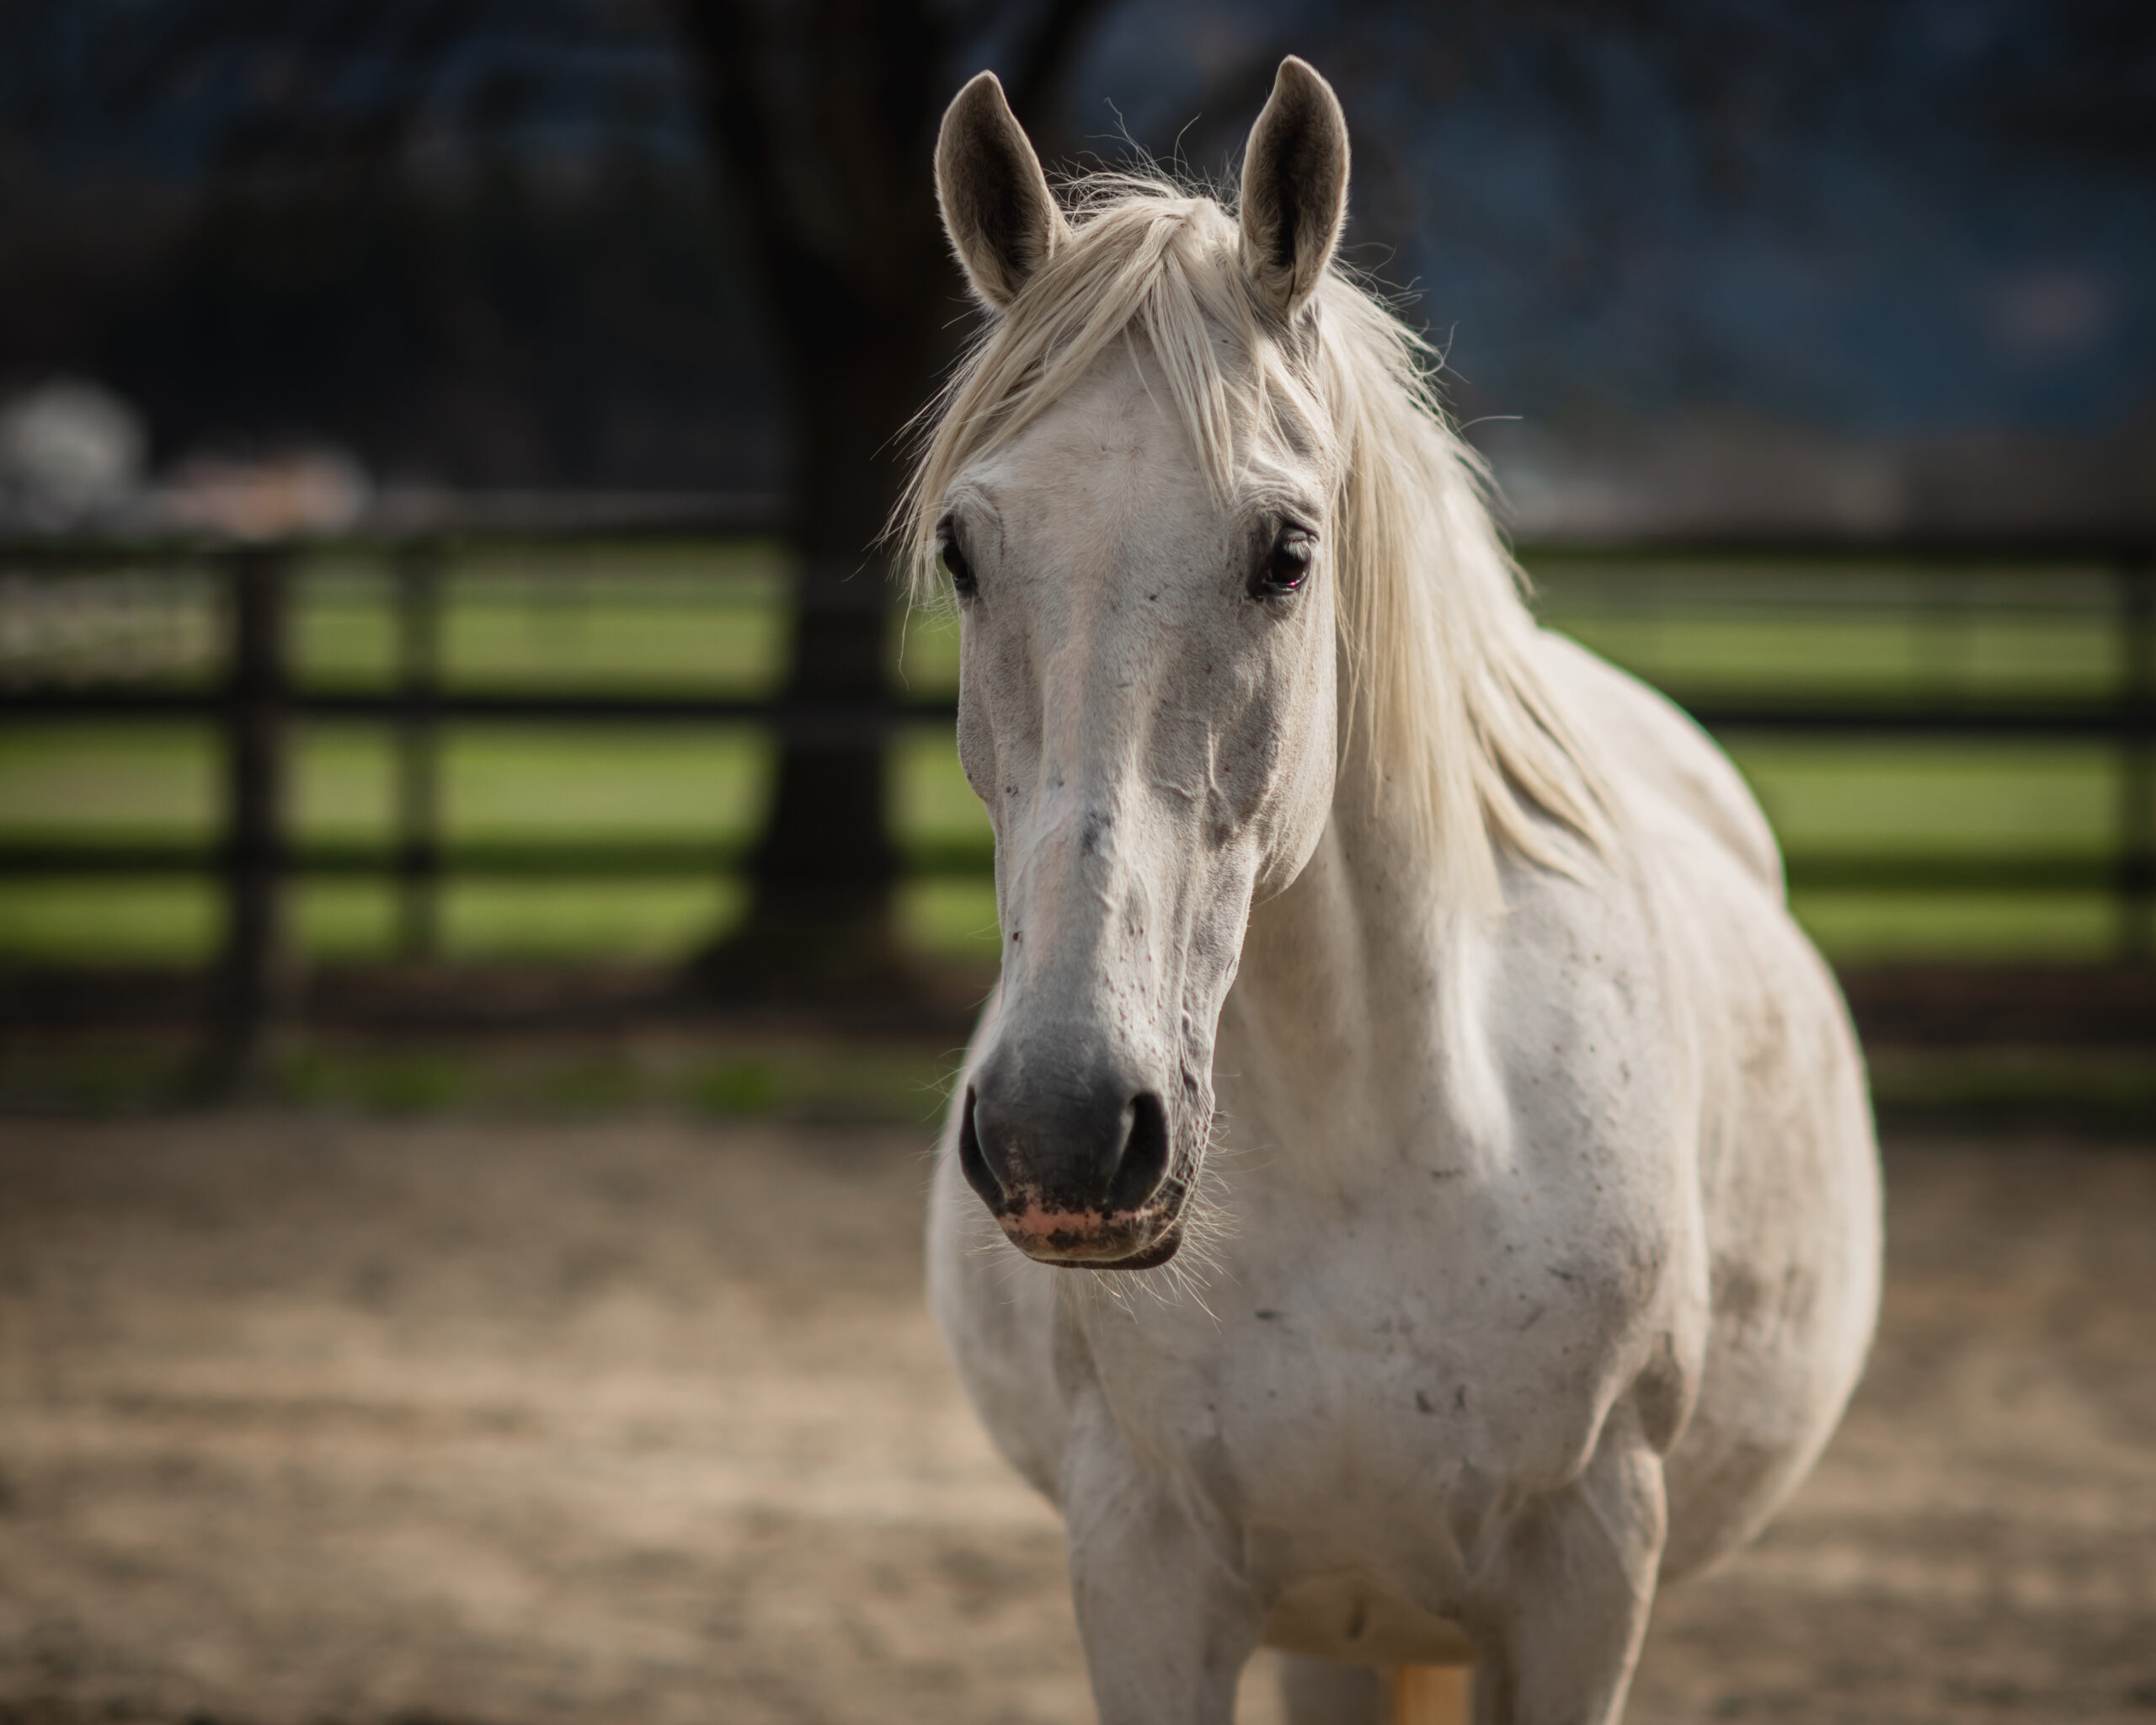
1437;849;1714;1472
1515;644;1882;1571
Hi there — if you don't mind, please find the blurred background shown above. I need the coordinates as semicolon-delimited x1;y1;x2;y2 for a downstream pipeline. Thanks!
2;8;2153;1725
1;0;2151;1102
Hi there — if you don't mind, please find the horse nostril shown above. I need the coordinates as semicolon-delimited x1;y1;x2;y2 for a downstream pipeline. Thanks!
1105;1091;1171;1214
963;1076;1172;1223
957;1085;1006;1210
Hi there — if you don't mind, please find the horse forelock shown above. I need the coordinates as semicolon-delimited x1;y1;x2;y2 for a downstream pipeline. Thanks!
898;169;1614;912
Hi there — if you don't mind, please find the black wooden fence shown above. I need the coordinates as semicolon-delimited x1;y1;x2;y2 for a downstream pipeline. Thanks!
2;499;2150;1065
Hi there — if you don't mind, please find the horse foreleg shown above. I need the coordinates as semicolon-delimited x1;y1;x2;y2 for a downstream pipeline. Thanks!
1063;1397;1262;1725
1471;1406;1667;1725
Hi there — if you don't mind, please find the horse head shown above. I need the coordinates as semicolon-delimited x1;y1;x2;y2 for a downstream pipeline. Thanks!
921;61;1353;1268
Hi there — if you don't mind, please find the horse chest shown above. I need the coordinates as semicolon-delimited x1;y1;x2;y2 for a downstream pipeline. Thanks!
1074;1218;1645;1543
1064;1273;1619;1669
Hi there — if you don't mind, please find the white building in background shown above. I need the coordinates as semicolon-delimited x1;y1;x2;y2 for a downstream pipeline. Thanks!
0;380;147;532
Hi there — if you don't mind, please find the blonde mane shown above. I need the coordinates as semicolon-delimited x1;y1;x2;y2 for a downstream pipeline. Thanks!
899;174;1611;911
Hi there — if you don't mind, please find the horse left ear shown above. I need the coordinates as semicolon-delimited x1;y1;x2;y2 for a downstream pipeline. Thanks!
1238;57;1351;322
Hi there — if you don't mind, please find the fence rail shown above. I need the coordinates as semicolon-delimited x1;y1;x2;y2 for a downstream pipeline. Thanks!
3;506;2151;1069
5;685;2148;739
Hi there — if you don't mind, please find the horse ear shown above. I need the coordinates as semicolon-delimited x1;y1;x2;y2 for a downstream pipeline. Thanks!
937;72;1068;311
1238;57;1350;321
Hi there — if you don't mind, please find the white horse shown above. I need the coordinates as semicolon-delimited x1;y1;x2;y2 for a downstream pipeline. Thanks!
910;59;1880;1725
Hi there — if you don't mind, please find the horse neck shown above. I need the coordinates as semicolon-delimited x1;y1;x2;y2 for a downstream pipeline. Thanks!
1221;734;1470;1174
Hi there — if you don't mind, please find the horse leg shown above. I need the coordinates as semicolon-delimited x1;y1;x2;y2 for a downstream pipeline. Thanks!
1063;1397;1262;1725
1274;1653;1387;1724
1470;1407;1667;1725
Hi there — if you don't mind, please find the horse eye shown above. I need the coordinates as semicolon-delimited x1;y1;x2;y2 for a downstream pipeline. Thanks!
1252;526;1314;599
938;524;978;596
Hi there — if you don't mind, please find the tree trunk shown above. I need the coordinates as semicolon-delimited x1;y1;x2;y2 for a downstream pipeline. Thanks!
744;317;940;974
674;0;1105;994
674;0;950;990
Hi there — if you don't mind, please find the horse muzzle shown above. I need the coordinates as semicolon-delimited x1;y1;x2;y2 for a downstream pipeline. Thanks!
958;1071;1187;1268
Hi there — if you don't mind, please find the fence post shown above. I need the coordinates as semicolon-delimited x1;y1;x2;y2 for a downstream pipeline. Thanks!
212;544;292;1083
2121;554;2153;963
395;541;444;959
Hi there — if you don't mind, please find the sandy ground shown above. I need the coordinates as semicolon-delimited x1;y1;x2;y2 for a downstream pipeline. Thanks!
0;1116;2150;1725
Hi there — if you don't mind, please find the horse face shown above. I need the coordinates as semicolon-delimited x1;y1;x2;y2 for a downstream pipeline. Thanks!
930;60;1353;1267
942;346;1339;1267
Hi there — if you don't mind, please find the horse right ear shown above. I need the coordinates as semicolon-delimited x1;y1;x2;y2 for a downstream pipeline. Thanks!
1238;57;1350;322
937;72;1068;311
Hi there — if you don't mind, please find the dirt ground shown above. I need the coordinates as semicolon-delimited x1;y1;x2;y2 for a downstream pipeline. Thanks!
0;1116;2150;1725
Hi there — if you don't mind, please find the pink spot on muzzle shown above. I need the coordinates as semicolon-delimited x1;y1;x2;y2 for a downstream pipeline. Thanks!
1001;1205;1116;1241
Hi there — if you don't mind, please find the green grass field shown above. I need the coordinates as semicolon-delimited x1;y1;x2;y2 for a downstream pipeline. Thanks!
0;543;2140;965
